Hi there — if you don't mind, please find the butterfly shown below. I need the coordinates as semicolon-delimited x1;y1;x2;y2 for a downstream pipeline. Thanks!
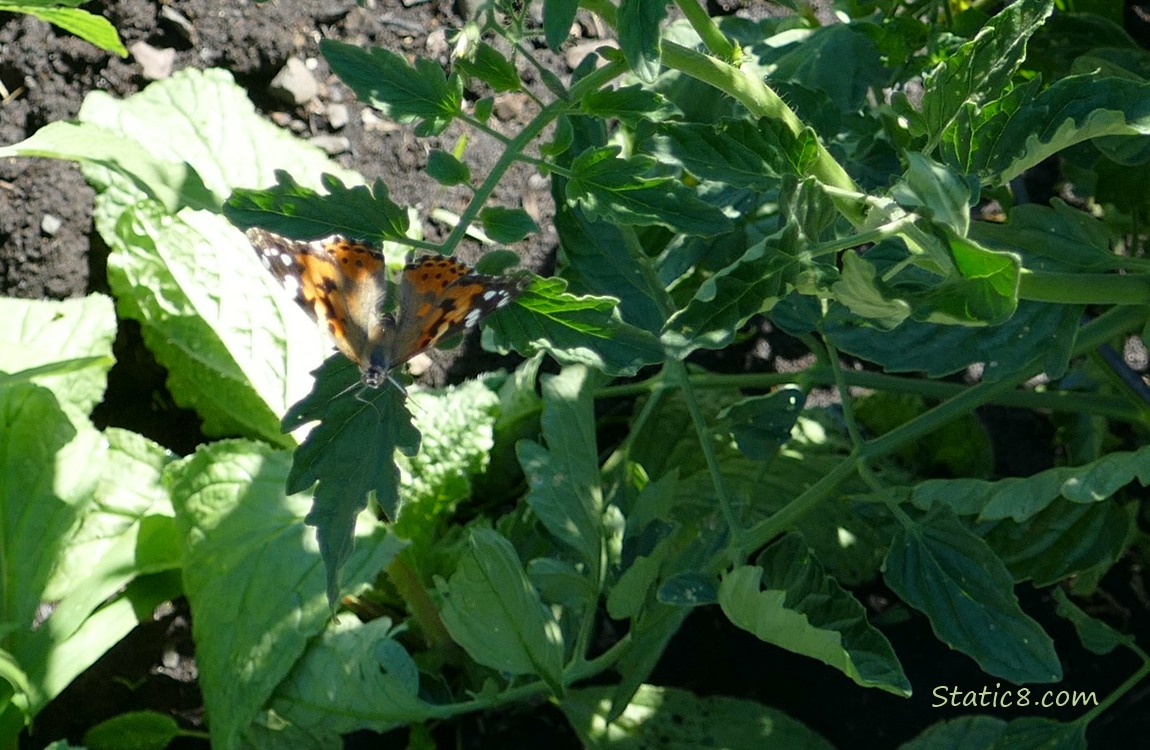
247;228;525;389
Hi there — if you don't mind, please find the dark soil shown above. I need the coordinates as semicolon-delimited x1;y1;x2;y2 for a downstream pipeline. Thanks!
3;2;1147;749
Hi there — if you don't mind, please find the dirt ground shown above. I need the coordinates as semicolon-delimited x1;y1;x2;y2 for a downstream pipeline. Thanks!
2;1;1147;748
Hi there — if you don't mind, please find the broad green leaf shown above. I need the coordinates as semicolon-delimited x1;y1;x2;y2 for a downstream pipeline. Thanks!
618;0;667;83
271;618;436;734
281;356;421;607
106;203;320;444
0;295;115;419
453;41;521;92
566;147;731;236
720;537;911;696
970;201;1125;273
517;367;603;566
563;684;834;750
322;39;463;135
0;121;214;213
884;507;1061;683
897;716;1009;749
437;528;565;692
75;68;359;208
832;251;913;328
479;206;539;244
768;22;885;113
580;85;682;125
990;718;1087;750
919;0;1054;147
914;232;1020;326
647;118;819;189
167;439;402;750
425;150;471;186
608;603;689;721
83;711;180;750
543;0;579;50
226;172;410;244
486;277;665;376
1;3;126;56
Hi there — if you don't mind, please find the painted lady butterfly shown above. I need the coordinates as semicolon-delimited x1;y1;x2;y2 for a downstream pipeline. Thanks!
247;228;525;389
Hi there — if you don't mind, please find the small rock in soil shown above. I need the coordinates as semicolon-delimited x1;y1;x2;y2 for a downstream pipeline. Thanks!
129;41;175;81
40;213;62;236
269;57;318;105
326;102;349;129
309;135;351;155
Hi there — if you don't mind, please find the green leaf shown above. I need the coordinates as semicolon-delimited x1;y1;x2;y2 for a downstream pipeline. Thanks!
971;201;1125;273
322;39;463;135
106;203;317;445
83;711;181;750
281;356;421;607
566;147;732;236
552;190;670;333
166;439;403;750
1;3;126;56
720;537;911;696
768;23;886;113
617;0;667;83
0;295;115;418
717;388;804;462
883;507;1061;684
898;716;1009;749
912;443;1150;522
580;85;683;126
647;118;820;189
270;618;436;734
890;153;973;237
543;0;579;50
453;41;521;92
486;277;666;376
517;367;603;566
425;150;471;186
919;0;1054;146
437;528;565;692
0;121;214;213
663;239;787;356
479;205;540;244
563;684;834;750
225;171;410;244
1052;589;1127;656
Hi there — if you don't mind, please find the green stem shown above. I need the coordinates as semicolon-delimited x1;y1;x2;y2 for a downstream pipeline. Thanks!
673;0;736;61
1020;271;1150;305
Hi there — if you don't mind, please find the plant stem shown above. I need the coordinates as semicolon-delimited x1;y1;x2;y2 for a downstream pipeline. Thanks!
674;0;736;61
1020;271;1150;305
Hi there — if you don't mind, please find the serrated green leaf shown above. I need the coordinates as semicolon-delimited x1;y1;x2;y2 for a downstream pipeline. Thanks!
883;507;1061;683
720;537;911;696
479;205;539;243
0;295;115;419
453;41;521;92
322;39;462;134
618;0;667;83
563;684;834;750
566;147;731;236
281;356;421;606
83;711;180;750
647;118;819;189
437;528;565;692
226;171;410;244
919;0;1054;147
970;201;1124;273
891;153;973;236
486;277;665;376
166;439;403;750
769;22;885;113
271;618;435;734
517;367;603;565
2;3;126;56
425;150;471;186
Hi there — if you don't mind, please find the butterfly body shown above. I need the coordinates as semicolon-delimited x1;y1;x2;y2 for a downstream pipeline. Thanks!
248;228;523;388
